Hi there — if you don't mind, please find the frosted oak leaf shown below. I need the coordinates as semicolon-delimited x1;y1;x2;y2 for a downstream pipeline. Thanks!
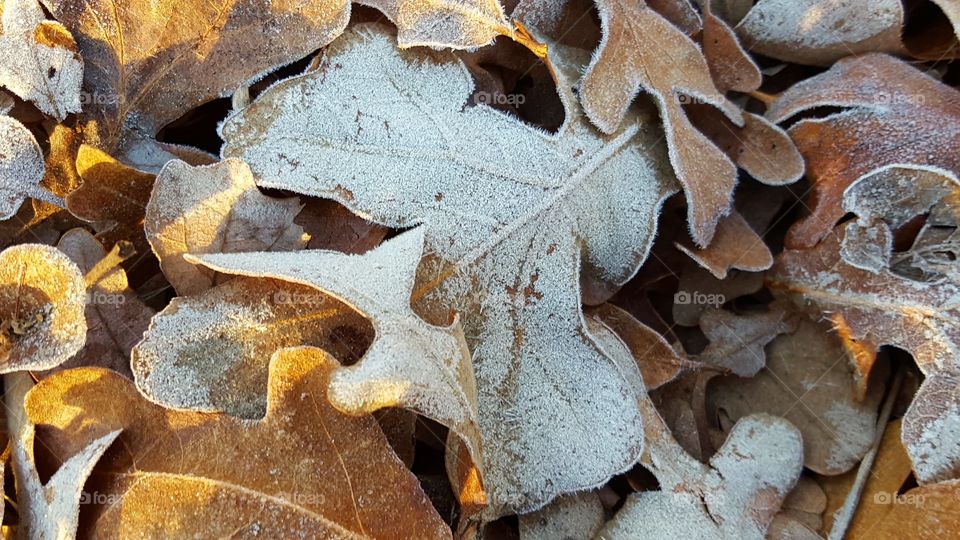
26;348;450;539
144;158;308;296
220;24;677;514
770;224;960;483
5;372;119;540
40;0;352;164
192;228;481;481
0;115;62;220
600;399;803;539
0;0;83;119
0;243;86;373
767;53;960;249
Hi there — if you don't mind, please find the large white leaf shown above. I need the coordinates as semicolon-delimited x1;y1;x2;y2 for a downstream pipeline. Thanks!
219;24;677;514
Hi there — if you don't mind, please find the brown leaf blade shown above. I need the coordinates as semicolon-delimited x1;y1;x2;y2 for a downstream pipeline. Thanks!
27;347;451;539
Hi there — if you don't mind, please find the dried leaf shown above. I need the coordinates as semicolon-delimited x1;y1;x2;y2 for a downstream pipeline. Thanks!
603;402;803;539
5;372;120;539
0;115;57;220
132;275;370;418
818;418;913;537
40;0;352;161
701;0;761;93
144;158;308;296
697;307;796;377
296;198;389;253
778;476;827;532
518;491;604;540
54;228;153;376
587;303;689;390
26;347;451;538
359;0;515;49
193;229;481;478
0;243;86;372
709;319;885;475
736;0;906;66
767;54;960;249
220;24;677;514
0;0;83;119
863;480;960;538
769;224;960;482
65;144;156;247
675;210;773;279
579;0;743;245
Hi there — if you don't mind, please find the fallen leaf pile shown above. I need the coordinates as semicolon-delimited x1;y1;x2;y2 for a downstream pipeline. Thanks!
0;0;957;537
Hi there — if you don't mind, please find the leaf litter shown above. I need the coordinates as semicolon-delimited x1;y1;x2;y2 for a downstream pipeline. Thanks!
0;0;957;537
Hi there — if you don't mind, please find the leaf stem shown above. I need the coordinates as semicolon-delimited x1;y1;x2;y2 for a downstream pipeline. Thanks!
828;364;905;540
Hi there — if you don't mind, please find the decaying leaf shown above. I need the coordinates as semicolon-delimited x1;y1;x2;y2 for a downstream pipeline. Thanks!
818;418;913;537
701;0;761;93
517;491;605;540
0;115;59;220
767;53;960;249
770;224;960;482
736;0;906;65
860;480;960;538
842;164;959;281
220;24;677;514
54;228;152;376
132;275;370;418
40;0;352;163
777;476;827;533
26;347;451;538
5;372;120;539
697;306;796;377
578;0;742;245
587;303;690;390
359;0;516;49
0;0;83;119
145;158;308;296
675;210;773;279
193;228;482;480
65;144;156;247
708;319;885;475
0;243;86;372
601;401;803;539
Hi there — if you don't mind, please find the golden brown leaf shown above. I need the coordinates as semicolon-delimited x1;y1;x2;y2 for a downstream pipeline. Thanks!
132;276;370;418
41;0;352;162
0;243;86;372
65;144;155;248
26;347;451;539
5;372;119;539
675;210;773;279
818;418;913;537
144;158;308;296
53;228;152;377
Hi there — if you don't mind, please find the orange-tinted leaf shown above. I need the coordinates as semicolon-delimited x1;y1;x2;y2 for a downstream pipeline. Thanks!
26;347;451;539
144;159;307;295
0;243;86;372
767;54;960;249
54;228;152;377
